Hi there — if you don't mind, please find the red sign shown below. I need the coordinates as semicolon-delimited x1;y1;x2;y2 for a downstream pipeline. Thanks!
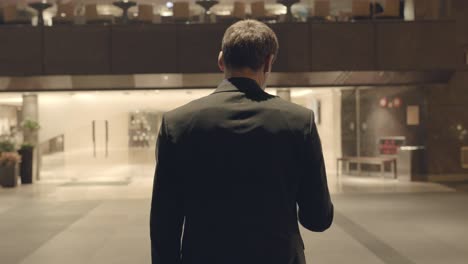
378;137;406;155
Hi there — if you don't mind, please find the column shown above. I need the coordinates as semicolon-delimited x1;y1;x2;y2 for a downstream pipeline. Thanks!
22;94;40;181
404;0;416;20
276;88;291;101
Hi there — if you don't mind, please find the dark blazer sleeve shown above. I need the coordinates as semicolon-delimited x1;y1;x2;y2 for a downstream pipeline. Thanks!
297;111;334;232
150;115;184;264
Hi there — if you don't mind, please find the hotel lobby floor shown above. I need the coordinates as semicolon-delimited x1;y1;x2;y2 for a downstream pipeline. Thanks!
1;164;467;264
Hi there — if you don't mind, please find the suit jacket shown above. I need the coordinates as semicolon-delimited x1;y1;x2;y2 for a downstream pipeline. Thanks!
150;77;334;264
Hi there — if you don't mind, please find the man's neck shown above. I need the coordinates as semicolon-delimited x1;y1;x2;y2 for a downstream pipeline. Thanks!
224;69;264;89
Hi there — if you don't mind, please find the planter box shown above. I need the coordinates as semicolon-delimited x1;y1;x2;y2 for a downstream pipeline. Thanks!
18;148;33;184
0;164;18;188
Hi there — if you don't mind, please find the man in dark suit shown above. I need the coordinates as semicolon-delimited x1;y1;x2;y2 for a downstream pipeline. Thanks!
150;20;333;264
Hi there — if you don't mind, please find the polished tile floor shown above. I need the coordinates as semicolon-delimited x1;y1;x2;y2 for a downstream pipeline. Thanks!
1;163;467;264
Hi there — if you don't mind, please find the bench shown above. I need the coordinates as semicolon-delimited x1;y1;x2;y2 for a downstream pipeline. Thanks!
337;156;397;179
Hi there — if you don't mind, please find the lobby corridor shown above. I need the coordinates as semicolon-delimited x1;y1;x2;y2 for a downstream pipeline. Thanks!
1;163;467;264
1;0;468;263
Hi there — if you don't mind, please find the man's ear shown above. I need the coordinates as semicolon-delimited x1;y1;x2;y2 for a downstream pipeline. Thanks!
264;54;275;73
218;51;225;72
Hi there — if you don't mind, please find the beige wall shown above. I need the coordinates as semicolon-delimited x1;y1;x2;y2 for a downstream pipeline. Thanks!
0;105;18;137
291;88;342;175
37;90;212;168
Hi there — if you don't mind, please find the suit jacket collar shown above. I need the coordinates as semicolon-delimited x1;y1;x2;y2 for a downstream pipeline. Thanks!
213;77;265;95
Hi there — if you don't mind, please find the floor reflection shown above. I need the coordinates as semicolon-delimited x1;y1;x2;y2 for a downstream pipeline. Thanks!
0;154;464;264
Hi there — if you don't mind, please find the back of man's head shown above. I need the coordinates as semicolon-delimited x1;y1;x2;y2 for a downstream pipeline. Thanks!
221;20;279;72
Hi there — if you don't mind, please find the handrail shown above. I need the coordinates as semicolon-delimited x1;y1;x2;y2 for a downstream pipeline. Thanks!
39;134;64;155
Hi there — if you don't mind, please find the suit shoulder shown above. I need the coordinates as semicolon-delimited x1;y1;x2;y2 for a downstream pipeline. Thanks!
262;96;314;135
164;94;210;121
269;96;313;119
162;93;215;136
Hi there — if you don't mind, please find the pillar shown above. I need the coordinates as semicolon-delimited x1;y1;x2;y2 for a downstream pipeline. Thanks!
22;94;40;181
404;0;416;20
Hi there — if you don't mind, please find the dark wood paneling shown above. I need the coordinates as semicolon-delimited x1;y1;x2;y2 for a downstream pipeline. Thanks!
177;24;228;73
426;71;468;174
428;71;468;105
377;21;457;70
450;1;468;69
0;21;460;76
426;104;468;174
0;26;42;76
111;25;177;74
309;22;375;71
43;25;111;74
269;23;309;72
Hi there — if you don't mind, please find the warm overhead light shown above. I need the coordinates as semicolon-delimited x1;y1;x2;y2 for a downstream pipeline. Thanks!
166;2;174;9
0;97;22;104
291;89;313;97
73;93;96;100
161;10;172;17
217;10;230;16
379;97;388;107
362;122;368;131
393;97;402;108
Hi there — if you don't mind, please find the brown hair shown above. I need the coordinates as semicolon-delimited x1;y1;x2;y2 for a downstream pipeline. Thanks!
221;20;279;71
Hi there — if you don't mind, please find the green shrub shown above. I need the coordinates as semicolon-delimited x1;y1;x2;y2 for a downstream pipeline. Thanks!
20;143;34;149
0;140;15;152
22;120;41;132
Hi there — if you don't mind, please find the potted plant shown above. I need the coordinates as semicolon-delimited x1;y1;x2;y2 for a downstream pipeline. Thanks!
20;120;41;184
18;143;34;184
0;140;21;188
22;119;40;143
0;140;15;153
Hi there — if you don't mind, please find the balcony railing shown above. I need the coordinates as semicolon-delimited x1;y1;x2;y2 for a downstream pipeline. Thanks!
0;0;452;26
